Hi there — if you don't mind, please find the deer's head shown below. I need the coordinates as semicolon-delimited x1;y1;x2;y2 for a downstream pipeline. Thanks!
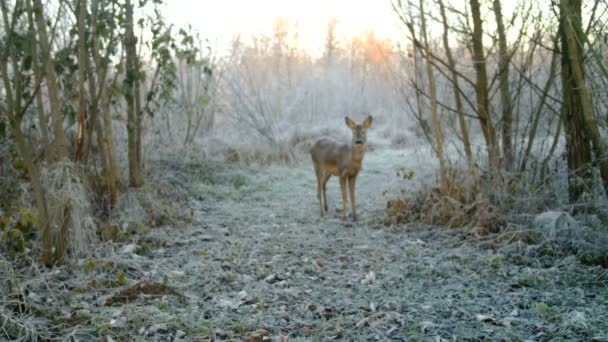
345;115;373;146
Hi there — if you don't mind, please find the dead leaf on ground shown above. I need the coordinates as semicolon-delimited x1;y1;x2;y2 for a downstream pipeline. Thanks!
50;315;90;327
265;273;286;283
356;318;370;328
245;329;270;342
361;271;376;284
419;320;436;333
105;281;181;306
193;336;212;342
475;314;504;326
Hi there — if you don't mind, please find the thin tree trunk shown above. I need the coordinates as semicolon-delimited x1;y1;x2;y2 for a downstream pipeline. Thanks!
94;115;109;184
82;0;99;164
470;0;500;175
0;0;53;266
32;0;68;161
493;0;514;171
26;1;50;162
89;0;119;206
520;42;559;172
438;0;474;177
75;0;87;163
134;65;144;182
103;89;119;206
124;0;143;187
419;0;447;190
560;0;592;202
540;114;563;183
6;113;53;266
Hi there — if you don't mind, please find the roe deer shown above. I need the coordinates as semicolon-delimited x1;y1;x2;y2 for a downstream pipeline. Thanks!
310;115;373;224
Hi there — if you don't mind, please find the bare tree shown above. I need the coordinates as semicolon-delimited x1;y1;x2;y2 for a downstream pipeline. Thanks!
560;0;608;201
124;0;143;187
75;0;87;163
493;0;514;171
419;0;447;189
324;17;339;66
32;0;69;161
469;0;500;175
438;0;474;177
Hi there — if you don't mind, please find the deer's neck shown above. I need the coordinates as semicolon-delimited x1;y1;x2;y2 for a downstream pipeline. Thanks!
351;144;366;164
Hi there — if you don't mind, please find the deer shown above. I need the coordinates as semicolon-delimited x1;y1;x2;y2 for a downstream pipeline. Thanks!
310;115;373;225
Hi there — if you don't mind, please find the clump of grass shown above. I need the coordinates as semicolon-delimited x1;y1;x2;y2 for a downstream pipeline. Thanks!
386;163;608;266
223;146;293;166
385;168;495;231
0;144;24;215
41;161;97;260
502;211;608;267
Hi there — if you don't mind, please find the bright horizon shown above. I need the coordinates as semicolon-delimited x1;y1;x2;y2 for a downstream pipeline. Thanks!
163;0;404;57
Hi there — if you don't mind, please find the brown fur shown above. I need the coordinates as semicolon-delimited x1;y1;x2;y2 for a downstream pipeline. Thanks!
310;116;373;224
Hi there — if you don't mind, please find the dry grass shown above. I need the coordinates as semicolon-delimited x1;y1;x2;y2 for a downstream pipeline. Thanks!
40;161;97;260
0;148;606;340
222;146;293;166
385;164;608;267
385;168;498;231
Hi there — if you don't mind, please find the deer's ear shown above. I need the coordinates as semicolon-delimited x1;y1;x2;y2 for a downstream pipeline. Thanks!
362;115;373;129
345;117;357;129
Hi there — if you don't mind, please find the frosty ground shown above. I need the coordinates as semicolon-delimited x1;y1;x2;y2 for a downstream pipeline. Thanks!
5;147;608;341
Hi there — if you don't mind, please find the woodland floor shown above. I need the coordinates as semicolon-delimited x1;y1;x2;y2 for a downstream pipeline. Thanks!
3;148;608;341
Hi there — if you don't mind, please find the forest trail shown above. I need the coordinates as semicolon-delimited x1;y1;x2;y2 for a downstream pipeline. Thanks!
129;148;605;340
13;148;603;341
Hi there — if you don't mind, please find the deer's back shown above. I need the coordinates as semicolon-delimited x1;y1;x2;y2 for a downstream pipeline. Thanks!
311;139;354;175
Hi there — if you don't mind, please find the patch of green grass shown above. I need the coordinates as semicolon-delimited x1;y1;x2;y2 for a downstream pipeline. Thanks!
231;174;248;189
490;255;504;271
515;272;549;288
221;273;238;284
535;303;561;323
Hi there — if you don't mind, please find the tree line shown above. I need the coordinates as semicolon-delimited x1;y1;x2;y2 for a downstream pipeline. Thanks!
0;0;205;266
392;0;608;205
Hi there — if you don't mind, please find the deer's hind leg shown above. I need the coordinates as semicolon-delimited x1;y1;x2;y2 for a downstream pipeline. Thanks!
322;174;331;212
314;166;324;216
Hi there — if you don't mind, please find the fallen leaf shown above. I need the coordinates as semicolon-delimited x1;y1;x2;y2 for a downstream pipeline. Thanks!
361;271;376;284
105;282;180;306
356;318;370;328
285;287;303;297
475;314;503;326
419;321;436;333
198;235;214;241
306;303;317;312
193;337;212;342
245;329;270;342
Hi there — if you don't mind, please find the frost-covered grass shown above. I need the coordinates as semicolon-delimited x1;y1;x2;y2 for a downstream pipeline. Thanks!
1;147;607;341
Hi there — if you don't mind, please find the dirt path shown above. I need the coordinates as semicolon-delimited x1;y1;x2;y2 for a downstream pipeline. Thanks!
13;149;603;341
129;148;605;341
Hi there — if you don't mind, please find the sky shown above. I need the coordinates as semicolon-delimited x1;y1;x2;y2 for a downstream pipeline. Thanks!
162;0;403;58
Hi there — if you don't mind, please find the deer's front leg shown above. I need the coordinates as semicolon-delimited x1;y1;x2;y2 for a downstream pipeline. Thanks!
348;176;357;221
316;177;324;216
339;176;348;224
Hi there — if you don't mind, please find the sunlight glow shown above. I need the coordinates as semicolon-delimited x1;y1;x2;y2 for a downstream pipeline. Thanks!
163;0;402;57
